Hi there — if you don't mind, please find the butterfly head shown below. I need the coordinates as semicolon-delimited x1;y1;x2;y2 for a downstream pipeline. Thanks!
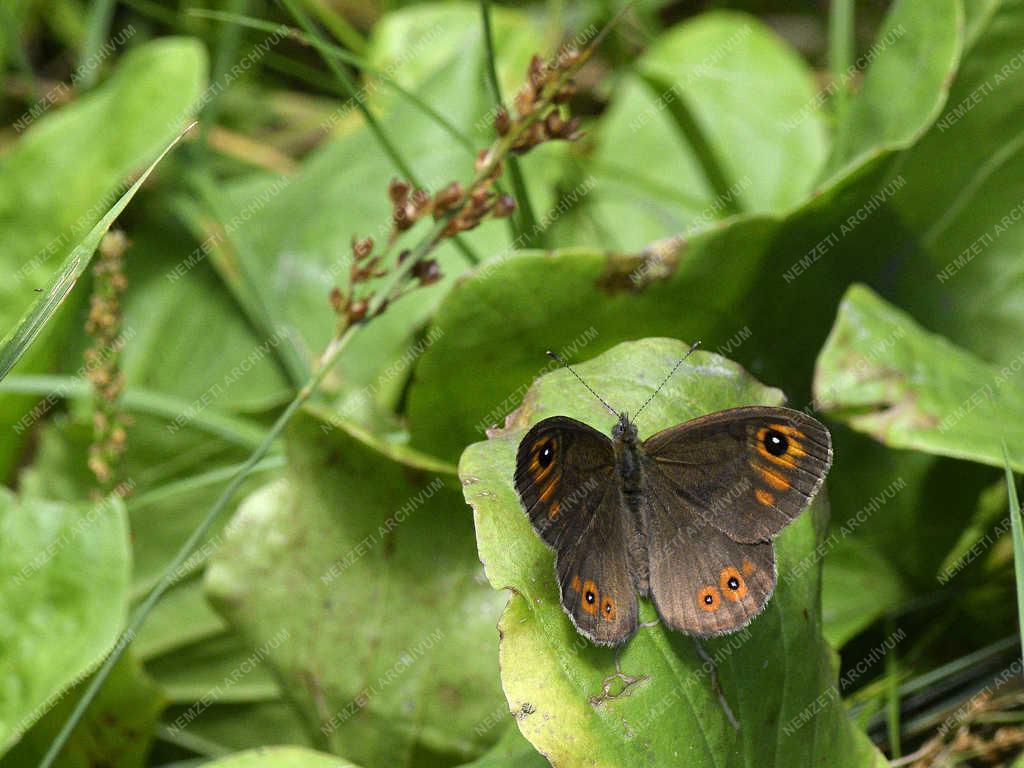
611;412;638;443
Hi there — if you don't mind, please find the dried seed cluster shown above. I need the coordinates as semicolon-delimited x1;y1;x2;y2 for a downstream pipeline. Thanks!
329;44;587;325
86;230;132;495
497;52;583;154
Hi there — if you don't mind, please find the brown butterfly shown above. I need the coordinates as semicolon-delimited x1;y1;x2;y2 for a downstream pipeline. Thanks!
513;344;832;646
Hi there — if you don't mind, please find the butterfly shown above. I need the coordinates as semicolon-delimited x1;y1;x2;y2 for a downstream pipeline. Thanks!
513;343;832;645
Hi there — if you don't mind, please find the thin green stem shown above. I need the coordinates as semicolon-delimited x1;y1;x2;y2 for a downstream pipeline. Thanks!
828;0;855;125
0;375;271;450
480;0;539;246
39;327;358;768
80;0;117;89
281;0;413;182
304;0;367;54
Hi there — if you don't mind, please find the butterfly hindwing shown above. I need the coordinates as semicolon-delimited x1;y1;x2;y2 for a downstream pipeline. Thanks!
643;471;776;636
554;488;639;645
642;406;832;544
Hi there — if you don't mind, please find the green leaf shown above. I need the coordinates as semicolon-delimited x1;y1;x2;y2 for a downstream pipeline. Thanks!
825;0;962;176
459;338;885;767
0;490;130;754
577;10;828;250
204;413;508;765
813;284;1024;471
882;0;1024;369
1;652;164;768
818;429;995;646
201;746;361;767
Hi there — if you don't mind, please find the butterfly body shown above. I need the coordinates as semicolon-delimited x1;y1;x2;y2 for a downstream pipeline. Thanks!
514;405;832;646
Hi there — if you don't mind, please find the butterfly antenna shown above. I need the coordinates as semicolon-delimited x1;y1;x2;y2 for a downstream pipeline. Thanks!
546;350;618;418
633;340;701;418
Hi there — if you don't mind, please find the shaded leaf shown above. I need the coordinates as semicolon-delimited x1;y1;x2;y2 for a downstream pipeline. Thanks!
204;412;508;765
1;652;164;768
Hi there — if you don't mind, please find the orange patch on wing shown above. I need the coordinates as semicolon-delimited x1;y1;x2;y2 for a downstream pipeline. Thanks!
719;566;748;601
698;586;721;612
538;470;561;502
548;500;560;520
570;575;582;593
752;463;790;491
755;488;775;506
601;595;617;621
581;579;599;615
742;559;755;576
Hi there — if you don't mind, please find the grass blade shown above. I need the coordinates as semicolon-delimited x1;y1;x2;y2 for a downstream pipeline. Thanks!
1003;440;1024;663
0;122;194;383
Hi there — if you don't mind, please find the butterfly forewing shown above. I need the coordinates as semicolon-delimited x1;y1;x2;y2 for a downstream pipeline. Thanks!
642;406;832;544
513;416;616;549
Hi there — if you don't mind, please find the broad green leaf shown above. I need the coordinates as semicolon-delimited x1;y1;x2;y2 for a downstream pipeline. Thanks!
0;37;206;472
814;284;1024;471
572;10;828;250
460;339;885;767
204;413;508;765
1;652;164;768
202;746;359;767
826;0;962;176
0;490;130;754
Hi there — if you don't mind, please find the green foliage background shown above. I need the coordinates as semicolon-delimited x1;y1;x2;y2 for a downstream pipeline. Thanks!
1;0;1023;766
